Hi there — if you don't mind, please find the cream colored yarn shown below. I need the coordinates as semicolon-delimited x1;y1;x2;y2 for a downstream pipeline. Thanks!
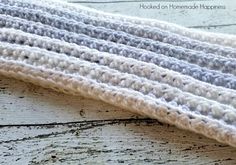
0;0;236;147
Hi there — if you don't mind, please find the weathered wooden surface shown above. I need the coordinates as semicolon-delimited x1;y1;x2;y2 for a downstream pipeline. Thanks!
1;77;236;164
1;0;236;164
1;74;236;164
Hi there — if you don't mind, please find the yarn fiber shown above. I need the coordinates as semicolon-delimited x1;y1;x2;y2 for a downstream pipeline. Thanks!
0;0;236;147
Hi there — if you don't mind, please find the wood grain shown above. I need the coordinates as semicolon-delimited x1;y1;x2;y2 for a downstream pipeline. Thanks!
1;112;236;164
1;75;236;164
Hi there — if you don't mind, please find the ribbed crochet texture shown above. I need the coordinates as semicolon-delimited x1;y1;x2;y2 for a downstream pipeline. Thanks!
0;0;236;147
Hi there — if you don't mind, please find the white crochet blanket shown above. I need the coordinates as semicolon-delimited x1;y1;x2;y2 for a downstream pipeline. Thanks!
0;0;236;147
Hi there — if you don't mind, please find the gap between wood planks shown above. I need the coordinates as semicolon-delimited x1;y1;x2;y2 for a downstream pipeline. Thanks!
0;118;159;128
0;118;162;144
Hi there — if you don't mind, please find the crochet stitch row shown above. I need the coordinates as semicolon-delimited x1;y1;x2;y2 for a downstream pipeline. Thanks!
0;28;236;108
2;41;236;124
1;47;236;146
1;15;236;90
1;4;236;76
0;0;236;147
3;0;236;47
1;0;236;58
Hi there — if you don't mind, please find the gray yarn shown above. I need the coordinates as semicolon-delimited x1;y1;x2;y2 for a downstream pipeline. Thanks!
1;4;236;77
1;0;236;58
1;14;236;89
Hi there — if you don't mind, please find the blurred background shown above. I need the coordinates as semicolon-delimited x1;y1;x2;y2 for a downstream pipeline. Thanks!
66;0;236;35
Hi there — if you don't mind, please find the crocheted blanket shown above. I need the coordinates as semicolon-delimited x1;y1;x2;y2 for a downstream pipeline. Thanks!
1;0;236;147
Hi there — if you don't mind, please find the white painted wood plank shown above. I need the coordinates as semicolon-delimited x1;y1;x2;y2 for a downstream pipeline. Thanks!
1;121;236;164
1;75;236;164
0;76;140;125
